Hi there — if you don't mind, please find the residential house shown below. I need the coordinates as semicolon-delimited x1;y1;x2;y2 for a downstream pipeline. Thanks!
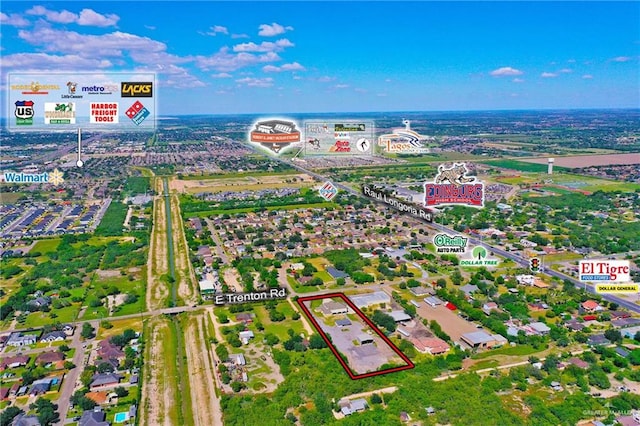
459;284;479;299
239;330;254;345
424;296;442;308
482;302;500;315
461;331;507;349
388;311;412;323
11;414;41;426
62;325;75;336
97;340;125;360
564;320;585;332
410;337;450;355
40;331;67;343
1;355;29;370
581;300;603;313
36;351;64;366
567;357;589;369
229;354;246;366
79;407;109;426
340;398;368;416
587;334;610;347
529;322;551;335
90;373;122;390
26;296;51;310
6;333;37;347
0;387;9;400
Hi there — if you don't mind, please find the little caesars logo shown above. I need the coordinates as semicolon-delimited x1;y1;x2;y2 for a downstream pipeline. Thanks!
425;163;484;207
433;234;467;254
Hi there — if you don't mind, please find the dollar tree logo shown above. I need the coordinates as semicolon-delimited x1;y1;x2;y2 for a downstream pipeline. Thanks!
472;246;487;260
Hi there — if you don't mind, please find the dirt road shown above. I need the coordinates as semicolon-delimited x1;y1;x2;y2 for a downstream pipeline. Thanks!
183;313;223;426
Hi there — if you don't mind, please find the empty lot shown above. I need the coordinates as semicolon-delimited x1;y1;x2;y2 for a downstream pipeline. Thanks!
415;302;478;342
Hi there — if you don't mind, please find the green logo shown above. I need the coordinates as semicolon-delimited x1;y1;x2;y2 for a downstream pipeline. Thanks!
472;246;487;260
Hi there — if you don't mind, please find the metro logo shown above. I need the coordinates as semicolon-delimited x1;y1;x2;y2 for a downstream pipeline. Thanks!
121;82;153;97
578;260;630;283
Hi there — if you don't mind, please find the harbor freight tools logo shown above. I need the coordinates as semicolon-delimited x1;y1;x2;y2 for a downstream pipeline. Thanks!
125;101;150;125
319;181;338;201
3;168;64;186
378;120;431;154
249;119;301;154
424;163;484;207
362;184;433;222
121;82;153;97
433;233;468;253
44;102;75;124
11;82;59;95
14;101;34;125
90;103;119;123
460;246;500;267
579;260;630;282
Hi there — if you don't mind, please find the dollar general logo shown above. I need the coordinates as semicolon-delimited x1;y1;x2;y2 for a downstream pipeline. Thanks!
121;82;153;97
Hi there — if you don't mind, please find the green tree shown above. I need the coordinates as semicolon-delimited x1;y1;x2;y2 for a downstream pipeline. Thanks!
0;407;23;426
81;323;94;339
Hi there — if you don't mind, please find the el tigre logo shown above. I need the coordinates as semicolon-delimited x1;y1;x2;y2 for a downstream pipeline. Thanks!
121;82;153;97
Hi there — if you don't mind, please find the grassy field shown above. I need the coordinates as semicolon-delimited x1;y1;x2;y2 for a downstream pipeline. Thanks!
0;191;24;204
181;170;298;180
390;152;485;163
97;317;143;340
32;238;62;253
471;344;540;360
23;305;79;327
482;159;568;173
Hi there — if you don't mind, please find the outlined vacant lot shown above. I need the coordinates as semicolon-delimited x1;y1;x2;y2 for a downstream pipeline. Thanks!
297;293;413;379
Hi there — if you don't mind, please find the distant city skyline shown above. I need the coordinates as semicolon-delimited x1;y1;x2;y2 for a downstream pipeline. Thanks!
1;1;639;115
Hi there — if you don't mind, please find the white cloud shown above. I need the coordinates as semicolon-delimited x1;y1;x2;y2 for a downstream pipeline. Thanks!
292;75;303;80
582;74;593;79
196;47;280;72
512;78;524;83
611;56;632;62
377;93;387;97
262;62;305;72
212;72;232;78
567;59;576;63
334;84;349;89
1;52;112;69
233;39;294;53
204;25;228;36
0;12;30;27
541;72;558;78
26;6;119;27
145;25;156;30
231;33;250;39
236;77;274;87
258;22;293;37
77;9;119;27
317;76;334;83
558;68;572;73
490;67;523;77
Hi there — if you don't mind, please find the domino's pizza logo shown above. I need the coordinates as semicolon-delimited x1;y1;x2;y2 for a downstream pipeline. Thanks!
125;101;150;126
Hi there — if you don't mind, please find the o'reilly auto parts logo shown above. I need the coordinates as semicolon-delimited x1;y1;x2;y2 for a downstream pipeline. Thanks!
579;260;630;282
433;233;467;254
121;82;153;97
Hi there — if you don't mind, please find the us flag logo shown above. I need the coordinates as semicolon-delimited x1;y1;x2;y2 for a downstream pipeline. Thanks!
319;181;338;201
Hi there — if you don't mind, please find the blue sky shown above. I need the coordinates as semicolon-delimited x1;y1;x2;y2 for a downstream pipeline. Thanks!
1;1;639;114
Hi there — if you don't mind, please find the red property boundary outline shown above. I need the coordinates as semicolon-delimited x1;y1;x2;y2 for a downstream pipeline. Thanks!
296;292;414;379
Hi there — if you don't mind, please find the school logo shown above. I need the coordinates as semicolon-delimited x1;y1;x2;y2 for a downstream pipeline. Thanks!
125;101;150;125
424;163;484;207
319;181;338;201
14;101;35;125
121;82;153;97
378;120;431;154
249;119;301;154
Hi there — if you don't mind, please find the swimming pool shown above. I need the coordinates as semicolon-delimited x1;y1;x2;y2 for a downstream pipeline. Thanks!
114;412;130;423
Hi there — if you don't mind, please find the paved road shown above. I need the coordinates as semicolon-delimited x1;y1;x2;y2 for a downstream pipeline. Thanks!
55;321;98;425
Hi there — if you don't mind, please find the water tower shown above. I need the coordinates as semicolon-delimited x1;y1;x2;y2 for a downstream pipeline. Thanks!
547;158;554;175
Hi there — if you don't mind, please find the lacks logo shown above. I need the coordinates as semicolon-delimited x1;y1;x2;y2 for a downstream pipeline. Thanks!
249;119;301;154
14;101;34;125
125;101;150;125
424;163;484;207
121;82;153;97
